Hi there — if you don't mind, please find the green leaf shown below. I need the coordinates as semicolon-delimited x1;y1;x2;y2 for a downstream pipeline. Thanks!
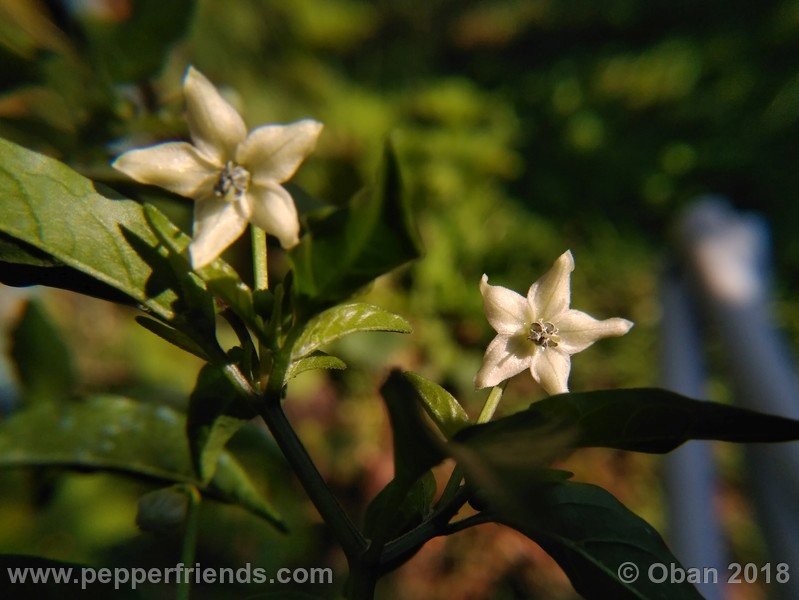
363;471;436;539
402;372;470;437
10;299;76;404
144;204;262;335
503;481;703;600
291;302;411;360
187;364;255;483
0;138;178;319
454;388;799;454
290;141;421;305
0;233;136;306
135;316;210;361
284;352;347;383
0;395;284;530
379;370;446;484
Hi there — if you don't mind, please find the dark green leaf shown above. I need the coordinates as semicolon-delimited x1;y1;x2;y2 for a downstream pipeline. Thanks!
454;388;799;454
290;141;421;304
0;233;135;305
363;471;436;539
187;364;255;483
284;352;346;383
0;138;178;319
291;302;411;360
503;481;703;600
379;370;446;484
402;372;470;437
0;395;284;530
10;300;75;404
135;316;210;360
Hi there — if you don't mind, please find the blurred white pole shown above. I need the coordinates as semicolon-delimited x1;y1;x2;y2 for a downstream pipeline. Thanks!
660;263;725;600
676;197;799;600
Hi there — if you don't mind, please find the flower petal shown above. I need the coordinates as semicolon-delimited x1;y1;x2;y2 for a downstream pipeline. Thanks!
112;142;217;198
557;310;634;354
246;183;300;249
475;334;534;389
236;119;323;184
184;66;247;163
480;274;530;335
527;250;574;321
529;348;571;395
189;198;249;268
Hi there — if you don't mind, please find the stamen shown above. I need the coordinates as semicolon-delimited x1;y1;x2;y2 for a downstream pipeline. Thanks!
528;320;560;348
214;161;250;200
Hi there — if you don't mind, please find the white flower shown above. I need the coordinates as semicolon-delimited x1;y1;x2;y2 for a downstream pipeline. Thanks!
113;66;322;268
475;250;633;395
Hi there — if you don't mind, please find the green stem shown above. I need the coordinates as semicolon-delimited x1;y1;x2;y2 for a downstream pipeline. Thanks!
477;382;507;424
176;485;201;600
251;225;268;291
261;401;367;560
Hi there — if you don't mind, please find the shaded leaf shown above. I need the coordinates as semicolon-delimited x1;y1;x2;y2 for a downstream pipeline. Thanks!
0;138;178;318
379;370;446;484
0;233;135;305
284;352;346;383
290;141;421;305
291;302;411;360
135;316;210;361
363;471;436;539
504;482;703;600
0;395;284;530
187;364;255;483
10;299;75;404
454;388;799;454
402;372;470;437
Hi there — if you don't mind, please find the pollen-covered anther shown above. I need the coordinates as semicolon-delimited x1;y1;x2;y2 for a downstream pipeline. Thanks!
529;320;560;347
214;161;250;200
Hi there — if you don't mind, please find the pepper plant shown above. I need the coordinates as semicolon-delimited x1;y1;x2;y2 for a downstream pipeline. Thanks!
1;66;799;600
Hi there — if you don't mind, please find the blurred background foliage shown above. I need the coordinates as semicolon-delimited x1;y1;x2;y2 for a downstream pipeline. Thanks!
1;0;798;598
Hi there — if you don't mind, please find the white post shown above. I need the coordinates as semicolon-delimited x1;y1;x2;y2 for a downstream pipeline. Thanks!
660;263;725;600
676;198;799;600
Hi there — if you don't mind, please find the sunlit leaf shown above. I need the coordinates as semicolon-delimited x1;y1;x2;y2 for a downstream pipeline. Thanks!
0;395;284;530
291;302;411;360
144;204;261;335
0;138;178;319
284;352;346;383
402;372;469;437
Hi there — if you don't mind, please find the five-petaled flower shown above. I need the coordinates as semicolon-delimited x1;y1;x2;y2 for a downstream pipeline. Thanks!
475;250;633;395
113;66;322;268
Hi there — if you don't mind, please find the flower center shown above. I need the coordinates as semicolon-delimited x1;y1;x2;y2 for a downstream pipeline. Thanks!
214;161;250;201
528;320;560;348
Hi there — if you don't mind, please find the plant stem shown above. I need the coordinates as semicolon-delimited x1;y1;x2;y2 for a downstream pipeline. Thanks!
176;485;201;600
477;382;507;424
251;225;268;291
261;401;367;560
